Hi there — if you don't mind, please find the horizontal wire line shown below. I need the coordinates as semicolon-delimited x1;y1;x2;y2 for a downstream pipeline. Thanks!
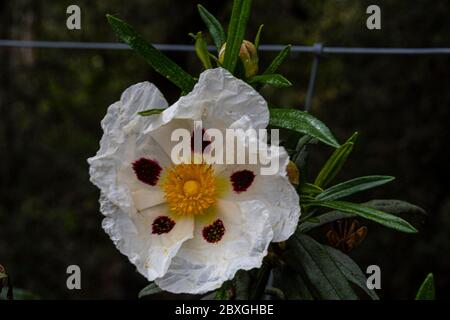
1;40;450;54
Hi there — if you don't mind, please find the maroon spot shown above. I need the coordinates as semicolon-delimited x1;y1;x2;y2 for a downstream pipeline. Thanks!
152;216;176;235
202;219;225;243
132;158;162;186
230;170;255;193
191;129;212;153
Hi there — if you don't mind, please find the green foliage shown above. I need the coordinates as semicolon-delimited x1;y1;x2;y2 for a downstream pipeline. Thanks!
138;108;165;116
263;45;291;74
190;32;213;69
307;200;417;233
287;234;358;299
325;246;379;299
138;282;162;298
298;210;355;233
299;199;425;233
248;74;292;88
197;4;226;50
106;14;196;92
254;24;264;49
415;273;435;300
269;108;339;148
316;175;395;201
364;199;427;216
314;132;358;188
222;0;253;74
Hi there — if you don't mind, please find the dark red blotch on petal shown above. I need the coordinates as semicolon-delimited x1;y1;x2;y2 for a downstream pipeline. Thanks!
202;219;225;243
152;216;176;235
132;158;162;186
230;170;255;193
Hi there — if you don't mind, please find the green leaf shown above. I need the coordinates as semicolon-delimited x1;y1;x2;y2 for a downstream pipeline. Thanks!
326;246;379;300
314;132;358;188
190;32;213;69
106;14;196;93
316;175;395;201
298;210;355;233
309;200;418;233
138;108;164;116
288;234;358;299
269;108;340;148
264;45;291;75
299;198;425;233
364;199;427;216
300;182;323;197
254;24;264;49
272;265;314;300
415;273;435;300
138;282;162;298
248;74;292;88
197;4;226;50
223;0;253;74
234;270;250;300
0;273;7;280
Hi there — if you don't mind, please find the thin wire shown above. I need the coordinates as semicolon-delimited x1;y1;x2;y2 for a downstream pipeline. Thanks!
1;40;450;54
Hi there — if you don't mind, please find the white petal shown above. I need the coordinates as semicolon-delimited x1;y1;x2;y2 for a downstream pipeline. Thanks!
88;83;197;280
101;195;194;281
88;81;169;198
235;175;300;242
155;200;273;294
220;159;300;242
160;68;269;131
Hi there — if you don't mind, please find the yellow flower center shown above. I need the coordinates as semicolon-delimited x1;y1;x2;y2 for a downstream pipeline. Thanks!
183;180;201;196
161;163;217;216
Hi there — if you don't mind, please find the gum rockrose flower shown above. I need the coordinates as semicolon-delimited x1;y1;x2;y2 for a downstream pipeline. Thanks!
88;68;300;294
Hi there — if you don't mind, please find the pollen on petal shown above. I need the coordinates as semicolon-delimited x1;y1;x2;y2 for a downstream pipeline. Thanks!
230;169;255;193
202;219;225;243
152;216;175;235
132;158;162;186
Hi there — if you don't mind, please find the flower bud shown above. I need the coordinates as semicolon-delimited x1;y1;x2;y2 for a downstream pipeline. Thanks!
218;40;259;77
239;40;259;77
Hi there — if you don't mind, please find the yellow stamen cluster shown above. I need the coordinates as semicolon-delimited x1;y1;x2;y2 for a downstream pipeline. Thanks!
161;163;217;216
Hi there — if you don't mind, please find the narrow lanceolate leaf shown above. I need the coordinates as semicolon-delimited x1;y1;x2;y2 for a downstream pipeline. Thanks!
314;132;359;188
264;45;291;74
415;273;435;300
234;270;250;300
326;246;379;300
269;108;340;148
364;199;427;216
197;4;226;50
298;210;356;233
254;24;264;49
138;108;164;116
300;182;323;197
288;234;358;299
316;175;395;201
273;265;314;300
107;14;196;93
248;74;292;88
309;200;418;233
299;198;426;233
138;282;162;298
190;32;213;69
223;0;253;74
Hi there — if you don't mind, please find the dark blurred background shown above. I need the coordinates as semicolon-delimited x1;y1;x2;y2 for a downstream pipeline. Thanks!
1;0;449;299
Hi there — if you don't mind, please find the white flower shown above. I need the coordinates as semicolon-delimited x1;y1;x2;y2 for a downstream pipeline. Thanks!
88;68;300;294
